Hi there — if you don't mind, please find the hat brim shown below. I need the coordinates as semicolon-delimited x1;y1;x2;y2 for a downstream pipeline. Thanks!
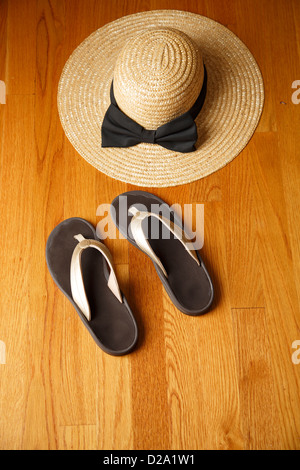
57;10;264;187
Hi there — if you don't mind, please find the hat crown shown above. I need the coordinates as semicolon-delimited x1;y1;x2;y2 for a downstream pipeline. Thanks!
113;28;204;129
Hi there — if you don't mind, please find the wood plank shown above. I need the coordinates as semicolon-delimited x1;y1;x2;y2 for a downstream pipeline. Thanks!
0;95;36;449
236;0;278;133
0;0;8;140
223;143;265;308
163;294;208;449
21;0;67;448
278;132;300;311
96;353;134;450
0;0;8;82
58;425;97;450
129;247;170;450
270;0;300;133
250;132;300;449
186;201;244;450
7;0;36;95
232;308;282;450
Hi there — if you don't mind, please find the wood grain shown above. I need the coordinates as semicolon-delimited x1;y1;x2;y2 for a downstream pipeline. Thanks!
232;308;281;450
7;0;37;95
0;0;299;450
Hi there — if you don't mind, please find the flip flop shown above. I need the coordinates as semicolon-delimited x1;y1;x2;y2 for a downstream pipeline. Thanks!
111;191;214;316
46;217;138;355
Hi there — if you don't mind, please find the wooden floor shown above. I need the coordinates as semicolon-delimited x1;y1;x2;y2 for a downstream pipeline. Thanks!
0;0;300;450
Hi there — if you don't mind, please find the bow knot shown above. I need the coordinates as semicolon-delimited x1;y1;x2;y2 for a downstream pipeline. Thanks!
141;128;156;144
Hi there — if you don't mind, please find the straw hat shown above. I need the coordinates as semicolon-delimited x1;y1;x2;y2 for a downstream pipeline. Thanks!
58;10;264;187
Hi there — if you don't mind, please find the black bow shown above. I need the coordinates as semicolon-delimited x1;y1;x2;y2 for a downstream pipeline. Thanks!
101;65;207;153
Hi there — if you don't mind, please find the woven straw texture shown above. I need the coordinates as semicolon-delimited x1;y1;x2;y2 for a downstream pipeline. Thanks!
113;28;204;129
58;10;264;187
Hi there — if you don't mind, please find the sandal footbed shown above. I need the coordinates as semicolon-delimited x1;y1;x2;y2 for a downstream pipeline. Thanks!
111;191;214;316
46;217;138;355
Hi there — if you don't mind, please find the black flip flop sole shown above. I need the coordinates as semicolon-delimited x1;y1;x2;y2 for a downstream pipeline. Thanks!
111;191;214;316
46;217;138;355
